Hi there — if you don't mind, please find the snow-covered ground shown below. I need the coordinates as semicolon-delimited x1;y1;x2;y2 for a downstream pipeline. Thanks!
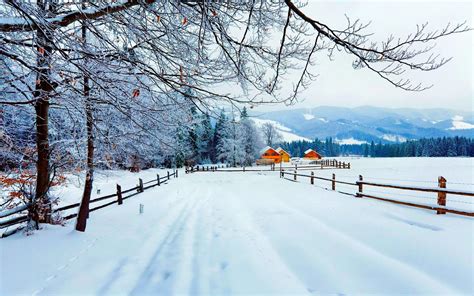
303;157;474;213
55;168;176;207
1;159;473;295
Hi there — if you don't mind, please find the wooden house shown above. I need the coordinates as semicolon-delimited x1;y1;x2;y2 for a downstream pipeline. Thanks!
303;149;321;160
259;146;282;163
276;147;291;163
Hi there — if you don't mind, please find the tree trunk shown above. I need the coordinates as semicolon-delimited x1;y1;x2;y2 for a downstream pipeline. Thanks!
76;76;92;232
31;1;56;225
76;8;93;232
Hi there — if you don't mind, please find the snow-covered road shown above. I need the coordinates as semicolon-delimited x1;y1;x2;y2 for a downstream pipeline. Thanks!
1;171;473;295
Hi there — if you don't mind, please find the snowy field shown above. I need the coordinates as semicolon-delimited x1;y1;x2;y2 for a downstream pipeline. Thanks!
1;158;473;295
305;157;474;213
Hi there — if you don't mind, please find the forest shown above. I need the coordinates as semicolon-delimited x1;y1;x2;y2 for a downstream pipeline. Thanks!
280;136;474;158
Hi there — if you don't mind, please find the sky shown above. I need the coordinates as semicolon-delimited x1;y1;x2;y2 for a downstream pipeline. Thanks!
253;0;473;112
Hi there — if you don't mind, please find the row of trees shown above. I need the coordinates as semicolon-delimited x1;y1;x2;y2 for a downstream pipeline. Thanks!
281;136;474;158
166;107;263;168
280;137;339;157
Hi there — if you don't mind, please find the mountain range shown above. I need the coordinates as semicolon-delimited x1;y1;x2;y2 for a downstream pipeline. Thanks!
251;106;474;144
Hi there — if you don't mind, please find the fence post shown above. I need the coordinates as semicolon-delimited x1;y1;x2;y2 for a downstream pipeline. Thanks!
243;166;246;172
176;169;178;178
117;184;123;205
437;176;447;214
311;171;314;185
342;162;346;169
294;170;297;181
321;162;323;169
157;174;160;186
357;175;363;197
348;163;351;169
138;178;144;192
167;171;170;180
332;173;336;191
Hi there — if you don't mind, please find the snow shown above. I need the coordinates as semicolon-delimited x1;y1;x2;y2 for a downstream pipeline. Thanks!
251;118;292;132
54;168;174;208
336;137;368;145
275;147;288;154
312;157;474;213
448;116;474;130
251;118;311;142
259;146;273;154
382;134;407;142
1;159;473;295
303;113;315;120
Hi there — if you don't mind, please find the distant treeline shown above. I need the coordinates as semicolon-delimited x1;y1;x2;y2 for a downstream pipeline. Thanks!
281;136;474;157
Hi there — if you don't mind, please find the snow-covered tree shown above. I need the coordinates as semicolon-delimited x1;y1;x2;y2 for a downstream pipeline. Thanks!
261;122;282;147
240;108;263;166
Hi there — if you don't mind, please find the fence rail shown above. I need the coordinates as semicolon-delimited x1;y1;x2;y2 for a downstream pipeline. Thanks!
280;170;473;217
0;170;179;238
186;159;351;173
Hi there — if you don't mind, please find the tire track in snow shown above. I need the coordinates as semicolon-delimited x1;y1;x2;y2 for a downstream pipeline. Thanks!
205;176;310;295
35;183;190;296
129;185;205;295
95;195;194;295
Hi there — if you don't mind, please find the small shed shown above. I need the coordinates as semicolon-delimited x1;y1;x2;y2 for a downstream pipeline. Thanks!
259;146;282;163
276;147;291;163
303;149;321;160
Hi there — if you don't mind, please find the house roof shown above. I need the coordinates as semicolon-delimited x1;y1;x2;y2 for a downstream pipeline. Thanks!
260;146;276;155
276;147;290;155
304;149;316;155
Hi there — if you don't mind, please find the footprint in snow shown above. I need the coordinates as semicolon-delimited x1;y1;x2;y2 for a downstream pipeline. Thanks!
220;262;228;271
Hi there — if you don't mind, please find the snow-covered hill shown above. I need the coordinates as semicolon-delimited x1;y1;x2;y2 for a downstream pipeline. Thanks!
251;118;311;142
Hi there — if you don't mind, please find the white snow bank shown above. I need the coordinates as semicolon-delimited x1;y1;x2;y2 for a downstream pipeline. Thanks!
336;137;368;145
381;134;407;142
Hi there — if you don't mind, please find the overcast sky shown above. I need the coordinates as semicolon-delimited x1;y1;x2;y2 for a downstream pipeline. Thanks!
254;0;473;112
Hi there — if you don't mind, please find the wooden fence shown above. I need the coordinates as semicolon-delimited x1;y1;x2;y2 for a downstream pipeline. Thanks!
280;170;474;217
0;170;179;238
187;159;351;173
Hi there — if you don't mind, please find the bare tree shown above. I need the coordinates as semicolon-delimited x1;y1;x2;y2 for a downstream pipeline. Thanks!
261;122;282;147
